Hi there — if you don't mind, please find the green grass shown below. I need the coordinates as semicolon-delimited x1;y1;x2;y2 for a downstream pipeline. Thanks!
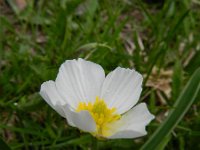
1;0;200;149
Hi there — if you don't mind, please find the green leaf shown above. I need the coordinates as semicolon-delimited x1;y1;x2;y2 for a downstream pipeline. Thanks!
155;134;171;150
141;67;200;150
6;0;21;15
185;51;200;75
0;137;11;150
77;43;112;52
172;60;183;101
0;124;45;137
46;135;92;148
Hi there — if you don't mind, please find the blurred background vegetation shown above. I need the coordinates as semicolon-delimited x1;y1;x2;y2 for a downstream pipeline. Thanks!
0;0;200;149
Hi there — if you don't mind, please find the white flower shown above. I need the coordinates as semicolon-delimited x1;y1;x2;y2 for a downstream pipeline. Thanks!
40;58;154;139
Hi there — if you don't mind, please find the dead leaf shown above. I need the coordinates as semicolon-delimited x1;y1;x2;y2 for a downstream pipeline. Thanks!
15;0;27;11
146;67;173;100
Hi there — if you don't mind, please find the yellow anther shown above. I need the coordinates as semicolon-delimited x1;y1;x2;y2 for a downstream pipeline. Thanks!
76;96;121;137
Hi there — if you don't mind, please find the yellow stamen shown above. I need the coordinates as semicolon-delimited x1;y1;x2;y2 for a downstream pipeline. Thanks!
76;96;121;137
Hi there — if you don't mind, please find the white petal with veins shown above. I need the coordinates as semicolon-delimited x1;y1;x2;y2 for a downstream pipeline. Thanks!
40;81;66;117
108;103;155;139
55;58;105;109
100;67;143;114
63;105;96;132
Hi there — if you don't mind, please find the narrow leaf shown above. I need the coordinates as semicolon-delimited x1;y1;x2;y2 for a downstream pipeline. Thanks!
172;60;183;101
141;67;200;150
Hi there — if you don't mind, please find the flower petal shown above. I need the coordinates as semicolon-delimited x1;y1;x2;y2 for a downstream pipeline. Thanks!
55;58;105;109
40;81;66;117
63;105;96;132
100;67;143;114
108;130;146;139
108;103;154;139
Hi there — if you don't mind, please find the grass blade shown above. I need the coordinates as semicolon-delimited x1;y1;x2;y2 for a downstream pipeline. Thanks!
141;67;200;150
172;60;183;101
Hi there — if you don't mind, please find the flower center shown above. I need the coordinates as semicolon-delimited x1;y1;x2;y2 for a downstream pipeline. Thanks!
76;96;121;137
